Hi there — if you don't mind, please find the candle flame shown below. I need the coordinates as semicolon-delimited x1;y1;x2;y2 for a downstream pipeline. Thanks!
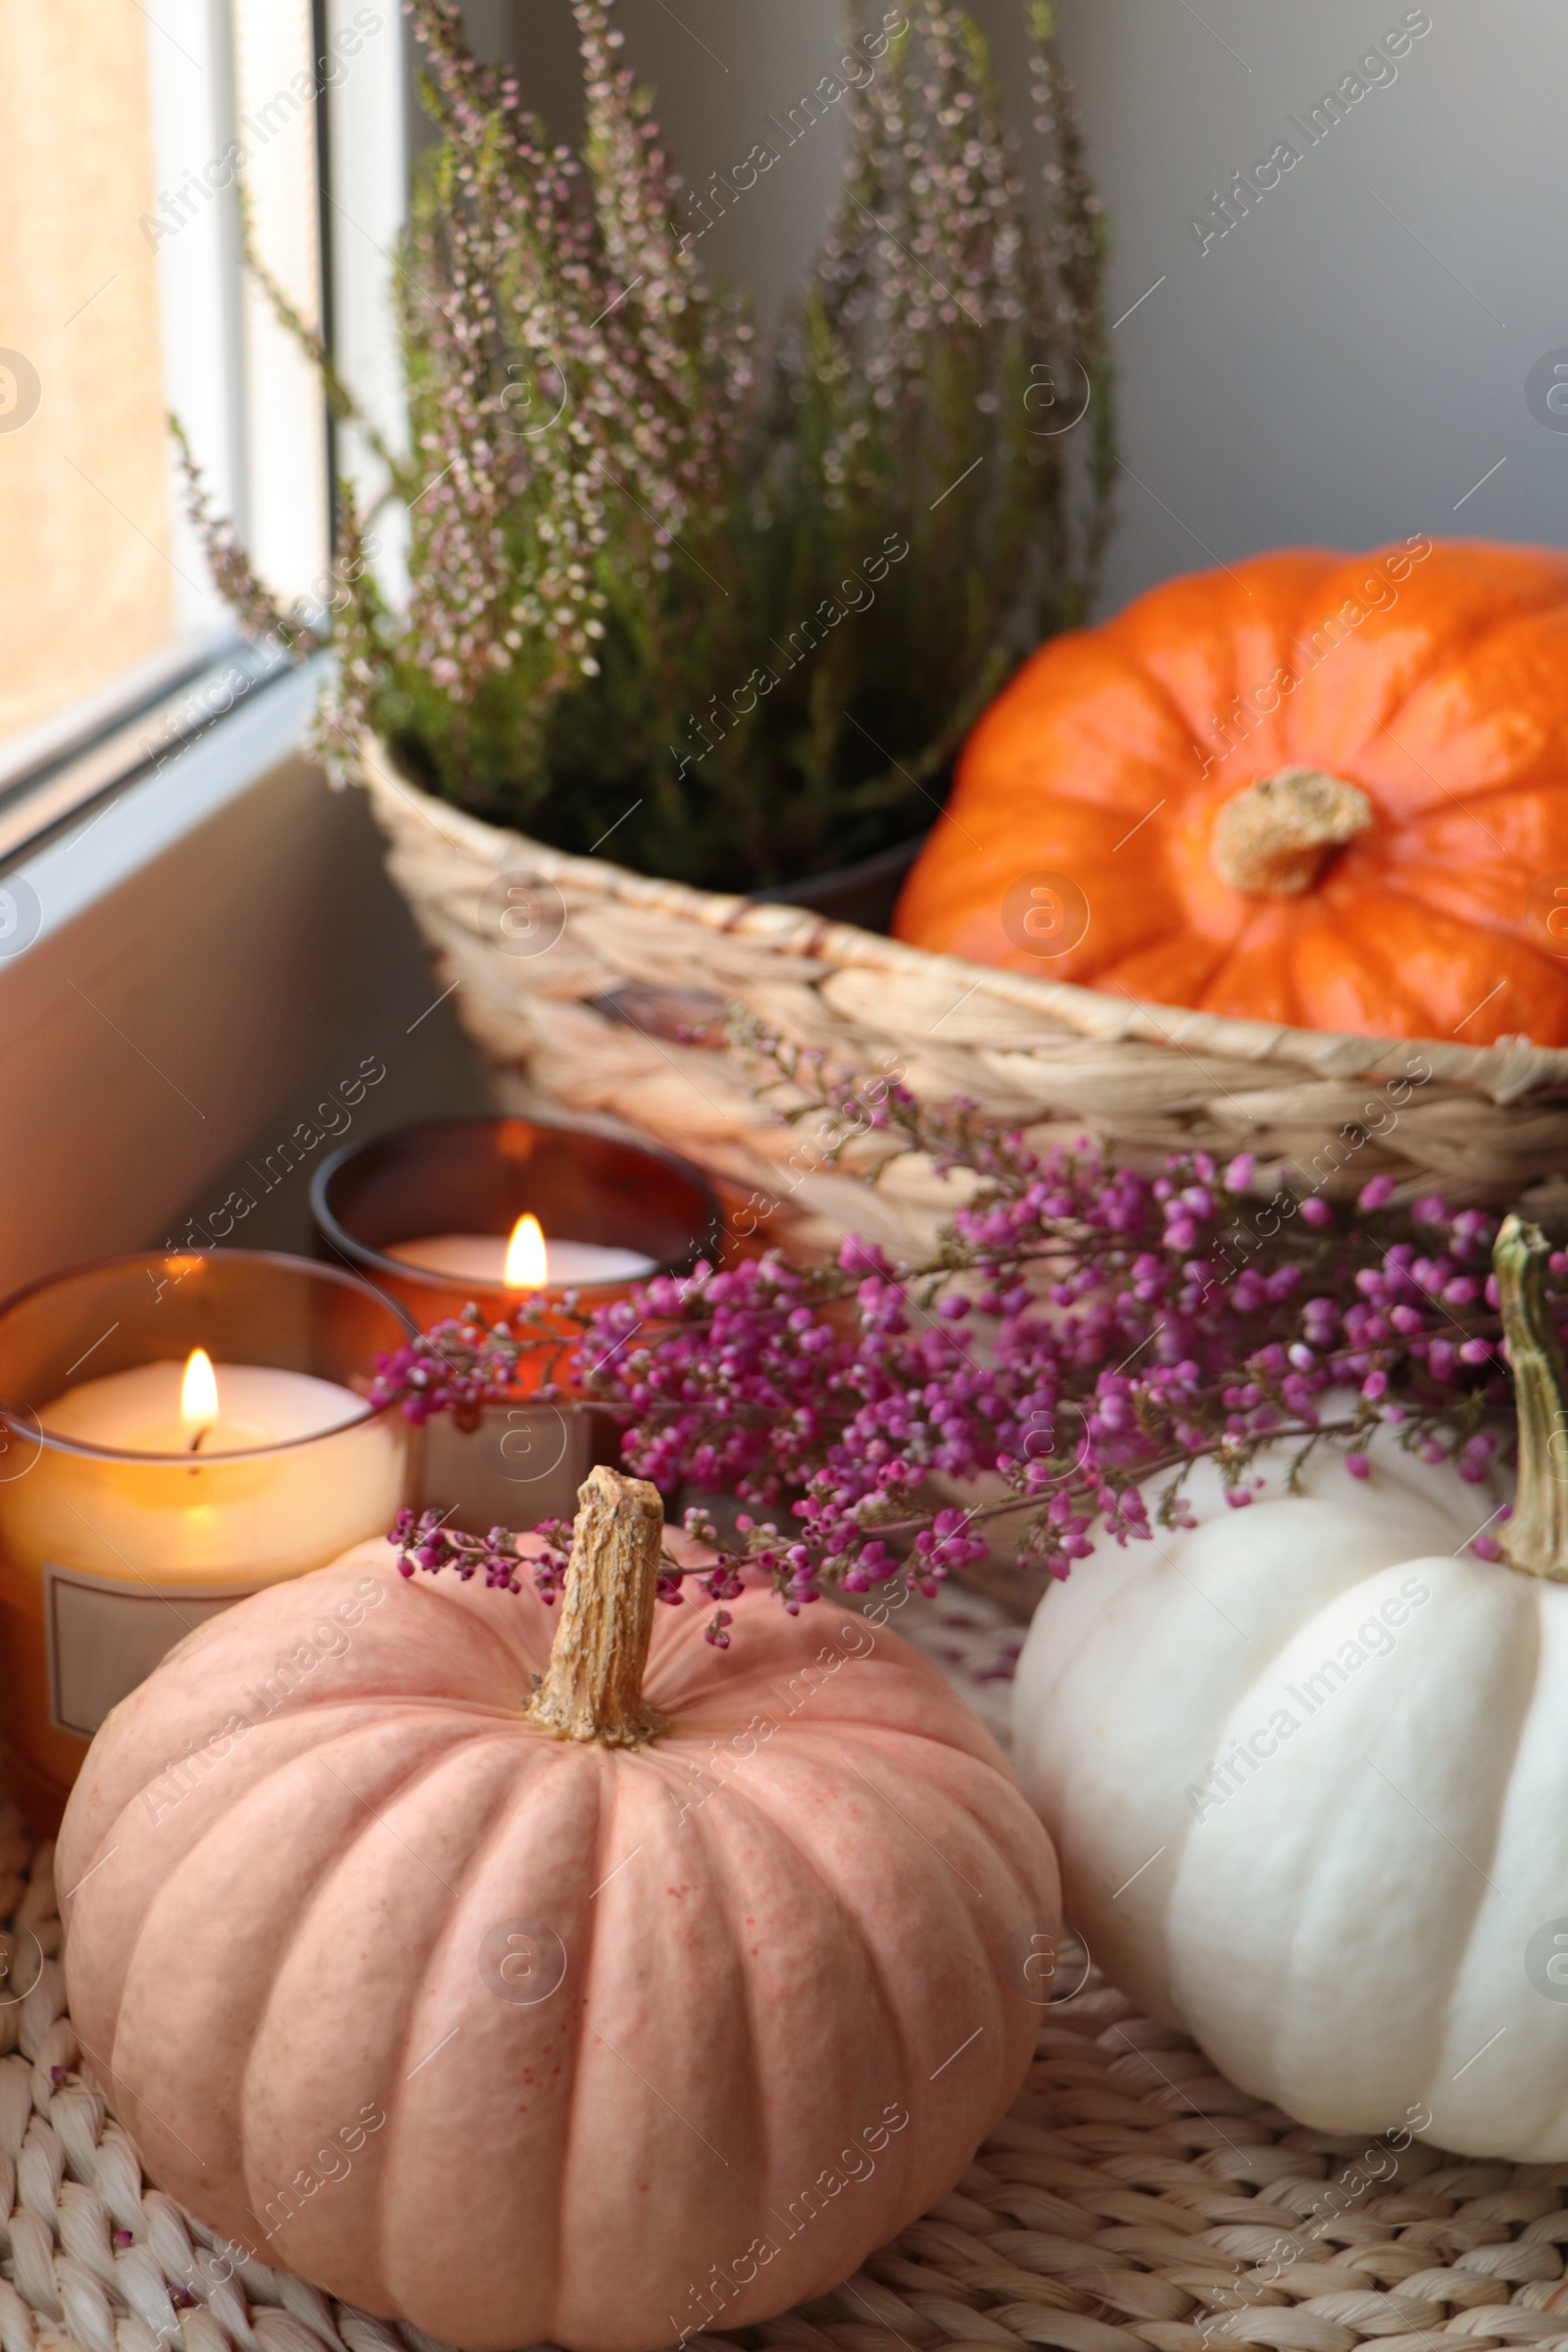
504;1212;548;1290
180;1348;219;1433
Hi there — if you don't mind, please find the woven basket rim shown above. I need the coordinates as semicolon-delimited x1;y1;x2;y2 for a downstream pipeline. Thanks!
358;735;1568;1111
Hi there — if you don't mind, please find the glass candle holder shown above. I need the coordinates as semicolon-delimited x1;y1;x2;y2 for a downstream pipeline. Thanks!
310;1114;722;1375
0;1250;414;1830
311;1116;722;1538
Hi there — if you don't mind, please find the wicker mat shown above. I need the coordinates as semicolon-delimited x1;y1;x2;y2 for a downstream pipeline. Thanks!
6;1608;1568;2352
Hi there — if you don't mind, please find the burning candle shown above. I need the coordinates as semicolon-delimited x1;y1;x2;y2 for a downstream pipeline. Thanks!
387;1213;657;1293
310;1120;720;1534
0;1251;414;1828
39;1347;370;1459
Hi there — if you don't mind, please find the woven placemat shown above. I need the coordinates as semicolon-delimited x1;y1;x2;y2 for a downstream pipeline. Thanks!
7;1631;1568;2352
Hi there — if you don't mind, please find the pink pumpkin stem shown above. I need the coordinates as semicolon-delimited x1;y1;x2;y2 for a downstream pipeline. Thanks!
526;1464;671;1746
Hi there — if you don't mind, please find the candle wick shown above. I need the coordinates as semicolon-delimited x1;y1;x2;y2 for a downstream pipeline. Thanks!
188;1426;208;1454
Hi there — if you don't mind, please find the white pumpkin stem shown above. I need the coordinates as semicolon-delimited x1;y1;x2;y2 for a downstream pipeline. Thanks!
528;1464;670;1745
1495;1215;1568;1583
1210;768;1374;897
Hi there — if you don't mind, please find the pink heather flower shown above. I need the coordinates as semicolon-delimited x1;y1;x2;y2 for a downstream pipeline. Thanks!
372;1102;1539;1617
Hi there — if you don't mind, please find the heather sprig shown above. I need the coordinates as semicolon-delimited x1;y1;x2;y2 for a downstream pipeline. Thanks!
387;1505;747;1646
168;420;321;659
368;1298;579;1426
374;1131;1551;1616
178;0;1114;891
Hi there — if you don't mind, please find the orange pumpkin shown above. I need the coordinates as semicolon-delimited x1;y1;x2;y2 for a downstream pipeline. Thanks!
895;539;1568;1044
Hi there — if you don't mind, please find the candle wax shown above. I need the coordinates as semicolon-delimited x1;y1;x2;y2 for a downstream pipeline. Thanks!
387;1234;658;1288
39;1360;368;1456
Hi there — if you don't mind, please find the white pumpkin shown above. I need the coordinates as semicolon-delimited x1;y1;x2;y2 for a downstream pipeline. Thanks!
1011;1215;1568;2160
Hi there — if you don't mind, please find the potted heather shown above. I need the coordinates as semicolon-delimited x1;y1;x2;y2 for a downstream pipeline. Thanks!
181;0;1114;904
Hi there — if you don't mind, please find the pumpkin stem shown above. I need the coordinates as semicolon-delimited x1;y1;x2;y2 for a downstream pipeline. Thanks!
1210;768;1374;897
527;1464;670;1744
1494;1216;1568;1582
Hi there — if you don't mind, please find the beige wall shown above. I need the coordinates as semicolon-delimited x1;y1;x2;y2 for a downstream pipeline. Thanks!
0;2;173;744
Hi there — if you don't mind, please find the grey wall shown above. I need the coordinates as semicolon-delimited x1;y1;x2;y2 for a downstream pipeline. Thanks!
438;1;1568;617
1050;0;1568;615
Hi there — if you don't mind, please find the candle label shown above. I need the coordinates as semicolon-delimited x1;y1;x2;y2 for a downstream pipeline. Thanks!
44;1561;261;1741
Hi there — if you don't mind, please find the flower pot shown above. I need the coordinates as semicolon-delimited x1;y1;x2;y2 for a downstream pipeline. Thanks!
753;831;930;934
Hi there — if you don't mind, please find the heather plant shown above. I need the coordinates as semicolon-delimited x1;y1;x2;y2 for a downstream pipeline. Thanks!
180;0;1114;890
376;1065;1542;1645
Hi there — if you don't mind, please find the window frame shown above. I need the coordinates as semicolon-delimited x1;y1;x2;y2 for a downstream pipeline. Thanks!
0;0;407;878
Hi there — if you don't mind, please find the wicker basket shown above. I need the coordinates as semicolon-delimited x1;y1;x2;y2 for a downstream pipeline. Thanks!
362;738;1568;1254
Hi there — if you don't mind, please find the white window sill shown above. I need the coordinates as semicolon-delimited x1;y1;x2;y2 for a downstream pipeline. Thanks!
8;649;320;934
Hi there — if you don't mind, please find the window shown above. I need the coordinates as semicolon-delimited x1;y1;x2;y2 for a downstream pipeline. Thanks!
1;3;186;762
0;0;403;827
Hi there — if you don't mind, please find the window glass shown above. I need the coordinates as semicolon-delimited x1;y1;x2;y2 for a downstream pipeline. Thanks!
0;0;337;786
0;2;178;756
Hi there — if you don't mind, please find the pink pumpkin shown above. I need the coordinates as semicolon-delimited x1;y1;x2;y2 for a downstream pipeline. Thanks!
59;1470;1058;2352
